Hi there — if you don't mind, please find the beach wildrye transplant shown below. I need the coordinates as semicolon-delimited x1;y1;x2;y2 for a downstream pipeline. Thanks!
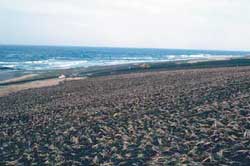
0;0;250;165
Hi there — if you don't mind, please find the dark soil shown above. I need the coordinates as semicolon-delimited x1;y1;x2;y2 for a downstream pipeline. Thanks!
1;67;250;165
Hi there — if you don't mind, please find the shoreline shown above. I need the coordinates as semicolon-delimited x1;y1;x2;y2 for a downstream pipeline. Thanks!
1;57;250;84
1;57;250;97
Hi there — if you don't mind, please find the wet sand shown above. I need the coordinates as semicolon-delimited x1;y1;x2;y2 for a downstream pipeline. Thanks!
1;66;250;165
0;74;38;84
0;77;85;97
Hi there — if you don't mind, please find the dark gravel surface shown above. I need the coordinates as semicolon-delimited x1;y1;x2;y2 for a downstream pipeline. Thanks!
1;67;250;165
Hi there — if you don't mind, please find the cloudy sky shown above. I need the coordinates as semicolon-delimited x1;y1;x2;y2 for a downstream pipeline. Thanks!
0;0;250;50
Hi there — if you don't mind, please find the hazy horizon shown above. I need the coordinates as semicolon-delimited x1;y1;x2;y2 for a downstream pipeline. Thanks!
1;0;250;51
1;44;250;52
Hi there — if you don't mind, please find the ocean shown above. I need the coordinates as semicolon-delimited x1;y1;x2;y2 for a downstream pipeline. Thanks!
0;45;249;71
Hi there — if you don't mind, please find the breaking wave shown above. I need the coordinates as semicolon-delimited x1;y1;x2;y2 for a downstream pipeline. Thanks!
0;45;248;71
0;59;88;70
0;54;241;71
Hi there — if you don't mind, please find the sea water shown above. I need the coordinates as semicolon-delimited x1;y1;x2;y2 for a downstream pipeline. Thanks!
0;45;249;71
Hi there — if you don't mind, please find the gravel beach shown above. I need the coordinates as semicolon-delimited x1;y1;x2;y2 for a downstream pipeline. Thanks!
1;66;250;165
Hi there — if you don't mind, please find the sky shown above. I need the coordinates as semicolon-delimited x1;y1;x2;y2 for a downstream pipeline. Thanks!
0;0;250;50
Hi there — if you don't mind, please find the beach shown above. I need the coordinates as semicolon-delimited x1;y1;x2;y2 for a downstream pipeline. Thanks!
2;0;250;164
1;65;250;165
